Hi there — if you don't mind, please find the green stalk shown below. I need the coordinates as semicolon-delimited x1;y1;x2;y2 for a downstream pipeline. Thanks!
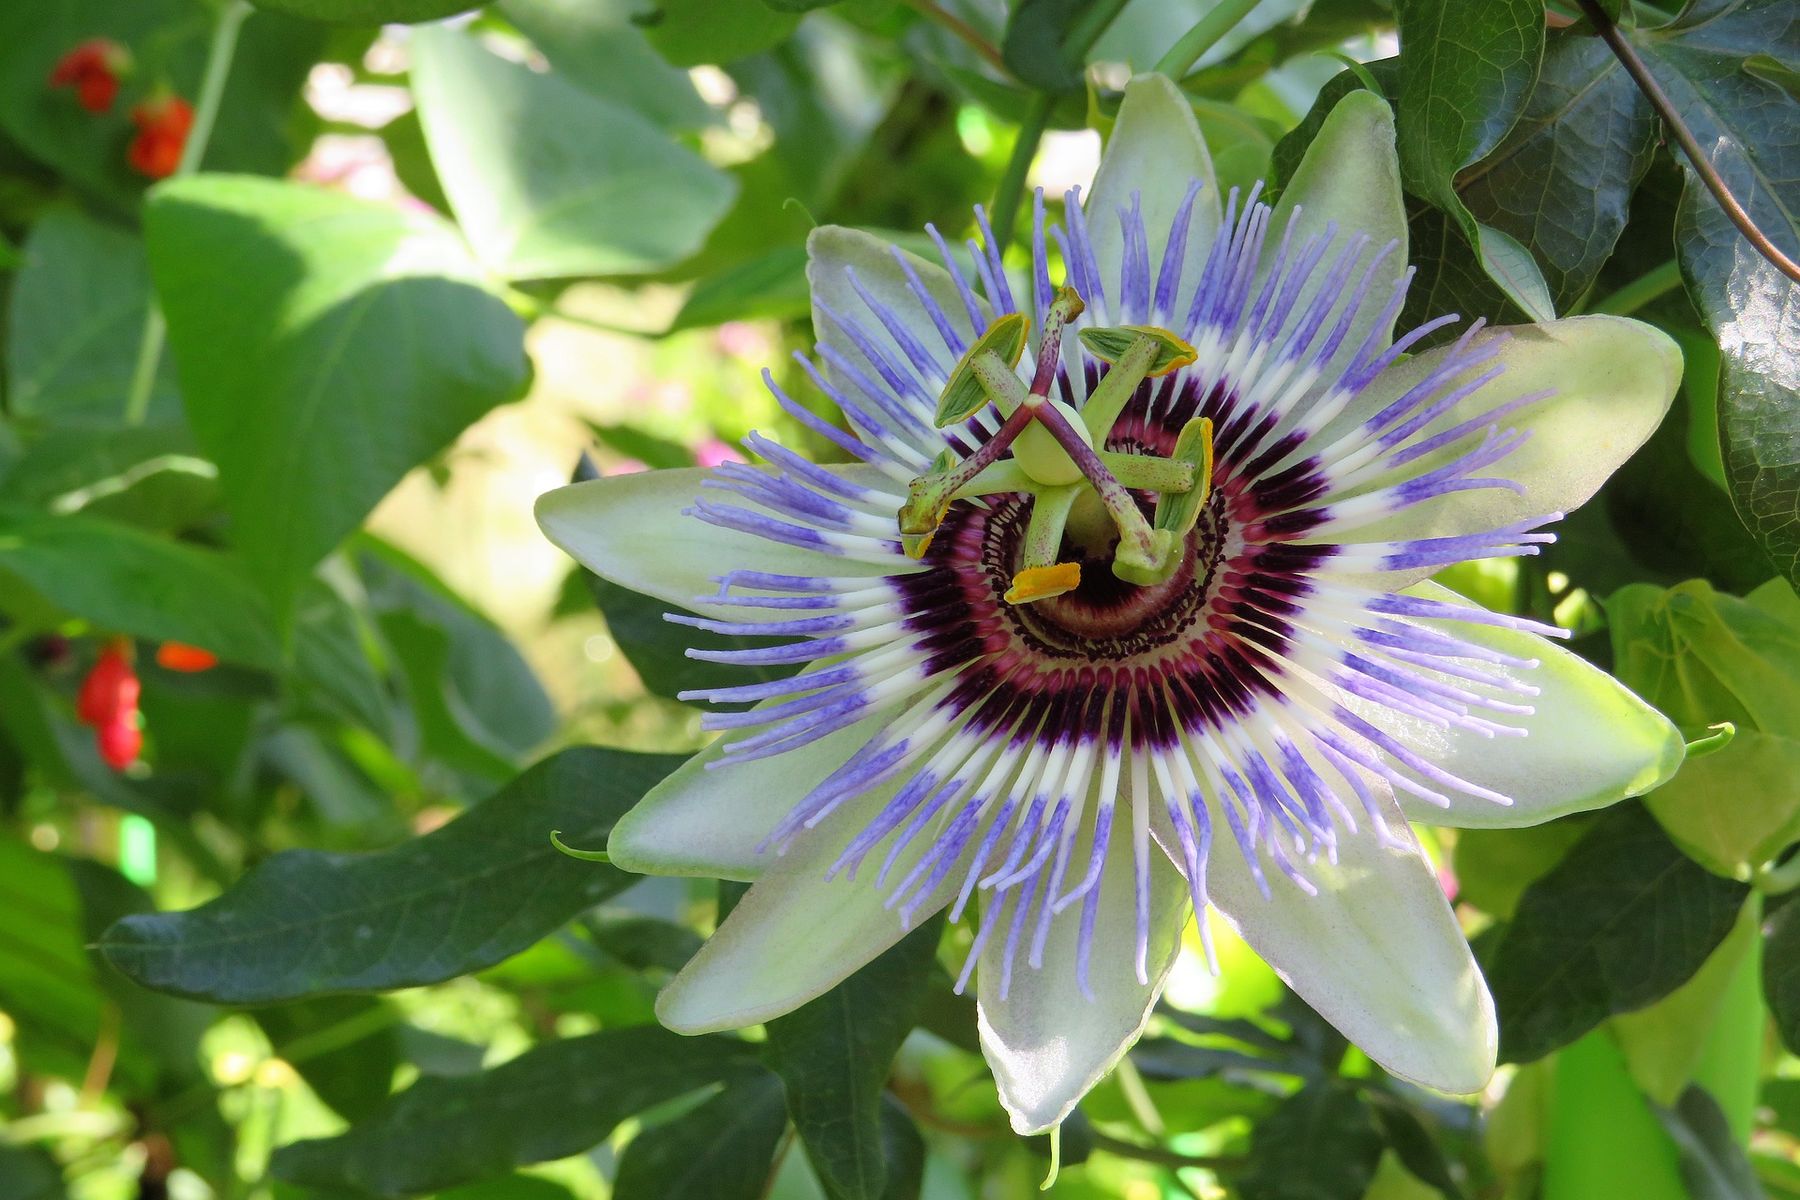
123;0;252;426
1154;0;1265;78
1588;260;1682;317
989;92;1054;252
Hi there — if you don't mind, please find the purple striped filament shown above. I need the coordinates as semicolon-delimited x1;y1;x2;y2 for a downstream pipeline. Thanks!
677;179;1565;1002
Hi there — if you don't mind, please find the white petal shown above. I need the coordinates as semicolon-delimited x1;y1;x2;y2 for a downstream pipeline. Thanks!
808;224;984;411
976;835;1189;1134
535;466;900;610
656;786;959;1033
1205;784;1497;1095
1262;89;1408;377
1368;583;1684;829
1332;315;1681;579
609;713;890;882
1086;73;1221;317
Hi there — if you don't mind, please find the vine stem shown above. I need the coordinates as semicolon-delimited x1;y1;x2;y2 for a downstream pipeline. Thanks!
988;91;1053;251
1572;0;1800;285
1588;259;1682;316
900;0;1008;75
123;0;252;426
1154;0;1264;78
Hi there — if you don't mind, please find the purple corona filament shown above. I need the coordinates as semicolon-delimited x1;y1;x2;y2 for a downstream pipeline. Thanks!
675;182;1562;1001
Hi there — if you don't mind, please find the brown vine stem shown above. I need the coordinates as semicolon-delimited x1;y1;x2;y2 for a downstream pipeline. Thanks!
901;0;1009;75
1573;0;1800;285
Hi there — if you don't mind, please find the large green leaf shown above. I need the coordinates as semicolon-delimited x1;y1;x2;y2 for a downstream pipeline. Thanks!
0;1145;66;1200
145;175;531;601
612;1070;789;1200
0;424;217;535
98;748;681;1003
410;26;736;282
1394;0;1551;316
270;1027;760;1195
1237;1082;1385;1200
765;918;941;1200
6;209;180;425
1764;897;1800;1053
1486;803;1750;1063
1455;33;1658;311
0;507;281;668
499;0;714;133
248;0;482;20
254;995;403;1121
641;0;801;66
1633;0;1800;587
1655;1085;1765;1200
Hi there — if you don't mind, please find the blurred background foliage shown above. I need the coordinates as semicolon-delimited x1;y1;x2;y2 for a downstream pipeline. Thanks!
0;0;1796;1197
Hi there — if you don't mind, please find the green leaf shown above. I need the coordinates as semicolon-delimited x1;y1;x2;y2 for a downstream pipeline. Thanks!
1394;0;1550;313
0;507;280;668
641;0;801;66
248;0;482;20
613;1070;789;1200
98;747;682;1003
1613;904;1758;1106
1238;1082;1385;1200
500;0;714;132
1763;896;1800;1053
1632;0;1800;587
0;1145;66;1200
271;1026;760;1195
410;26;736;281
672;244;812;331
1453;821;1585;920
1654;1085;1765;1200
1487;803;1750;1063
255;996;403;1122
0;424;216;535
766;917;942;1200
1455;33;1658;312
1002;0;1089;93
145;175;530;602
6;209;179;425
1367;1091;1466;1200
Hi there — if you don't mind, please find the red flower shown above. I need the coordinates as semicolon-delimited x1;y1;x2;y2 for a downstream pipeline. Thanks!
155;642;218;673
76;640;139;727
95;716;143;771
127;95;193;180
49;39;130;114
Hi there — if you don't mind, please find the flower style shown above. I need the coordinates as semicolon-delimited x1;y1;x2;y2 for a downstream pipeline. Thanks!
537;78;1686;1133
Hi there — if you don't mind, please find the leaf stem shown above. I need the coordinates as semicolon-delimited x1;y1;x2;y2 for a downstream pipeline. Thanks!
1587;259;1682;316
1154;0;1264;78
989;92;1054;251
123;0;253;427
1572;0;1800;285
900;0;1008;75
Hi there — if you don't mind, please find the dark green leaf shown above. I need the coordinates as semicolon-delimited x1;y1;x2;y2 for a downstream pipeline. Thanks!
1763;895;1800;1052
671;244;812;332
0;507;281;669
766;916;943;1200
1367;1091;1465;1199
874;1094;926;1200
613;1070;789;1200
500;0;714;133
1238;1081;1385;1200
0;424;219;535
1129;1037;1291;1082
1002;0;1089;92
410;27;735;281
1635;0;1800;586
99;747;682;1003
1455;33;1659;311
271;1026;759;1195
248;0;483;20
0;1145;66;1200
146;175;531;601
1271;60;1399;194
1395;0;1550;313
1655;1084;1764;1200
438;1179;579;1200
1487;803;1750;1062
5;208;179;425
764;0;840;9
584;567;794;700
255;996;402;1122
640;0;801;66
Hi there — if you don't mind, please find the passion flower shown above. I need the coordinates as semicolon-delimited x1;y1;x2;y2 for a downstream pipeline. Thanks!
538;79;1685;1133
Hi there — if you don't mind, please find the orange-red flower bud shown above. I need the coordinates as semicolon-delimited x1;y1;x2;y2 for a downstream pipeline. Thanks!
127;94;193;180
76;640;139;728
95;716;143;771
49;39;129;114
155;642;218;673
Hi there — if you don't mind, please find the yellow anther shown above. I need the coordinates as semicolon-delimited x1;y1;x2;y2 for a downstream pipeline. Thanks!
1077;325;1198;377
1005;561;1081;605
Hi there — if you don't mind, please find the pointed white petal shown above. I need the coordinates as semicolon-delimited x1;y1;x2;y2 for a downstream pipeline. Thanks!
1086;73;1221;315
1263;89;1408;377
609;714;890;882
656;788;959;1033
976;835;1189;1135
1365;583;1684;828
1205;786;1497;1095
535;466;900;610
1332;315;1682;583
